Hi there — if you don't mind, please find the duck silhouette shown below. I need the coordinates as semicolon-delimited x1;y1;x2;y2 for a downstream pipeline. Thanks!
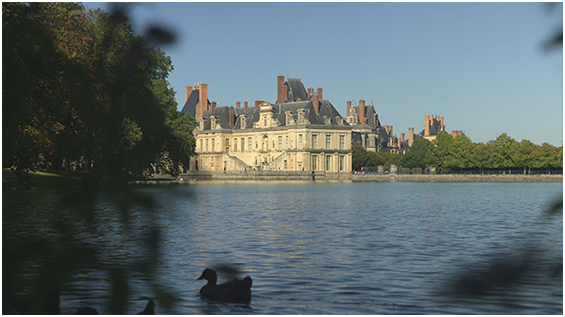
197;268;252;304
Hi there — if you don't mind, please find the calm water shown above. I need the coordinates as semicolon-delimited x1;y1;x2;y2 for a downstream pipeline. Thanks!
4;182;563;314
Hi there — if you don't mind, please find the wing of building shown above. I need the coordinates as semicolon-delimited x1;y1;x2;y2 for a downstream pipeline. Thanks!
184;76;353;173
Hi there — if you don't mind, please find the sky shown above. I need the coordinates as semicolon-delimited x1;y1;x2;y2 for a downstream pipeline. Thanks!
84;2;563;146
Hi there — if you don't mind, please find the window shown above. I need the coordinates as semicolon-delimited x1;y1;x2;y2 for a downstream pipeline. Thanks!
298;134;303;149
312;155;317;171
286;135;289;149
326;155;331;171
284;160;287;170
326;135;331;150
264;117;267;127
248;138;252;152
241;138;244;152
312;134;318;149
340;135;345;150
339;155;344;171
200;139;203;152
225;138;229;147
205;139;209;152
278;136;282;151
212;138;215;152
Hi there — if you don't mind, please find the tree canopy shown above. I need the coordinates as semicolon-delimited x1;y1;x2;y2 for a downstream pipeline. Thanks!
352;132;562;172
3;2;195;177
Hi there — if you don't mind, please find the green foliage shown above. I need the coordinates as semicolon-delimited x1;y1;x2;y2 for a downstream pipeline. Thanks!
488;133;518;169
3;3;192;314
2;2;195;177
400;132;562;172
352;145;402;170
402;138;433;168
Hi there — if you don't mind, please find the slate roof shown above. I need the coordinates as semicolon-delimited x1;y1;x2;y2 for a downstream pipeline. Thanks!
350;103;380;129
285;78;309;102
199;99;350;131
180;89;210;116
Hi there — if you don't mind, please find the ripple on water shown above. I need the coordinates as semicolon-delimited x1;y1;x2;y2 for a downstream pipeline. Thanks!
4;182;563;314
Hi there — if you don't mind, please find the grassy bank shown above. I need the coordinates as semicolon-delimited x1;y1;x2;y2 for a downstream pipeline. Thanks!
2;169;84;190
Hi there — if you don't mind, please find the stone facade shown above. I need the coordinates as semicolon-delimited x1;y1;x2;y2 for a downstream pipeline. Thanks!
182;76;353;173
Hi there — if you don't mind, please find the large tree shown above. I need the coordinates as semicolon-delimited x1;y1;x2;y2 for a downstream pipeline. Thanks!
3;3;195;177
402;138;432;168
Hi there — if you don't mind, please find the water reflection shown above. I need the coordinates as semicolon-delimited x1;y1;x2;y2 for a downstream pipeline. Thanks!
4;182;562;314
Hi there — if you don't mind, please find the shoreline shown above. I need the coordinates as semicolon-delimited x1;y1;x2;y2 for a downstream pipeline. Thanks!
147;172;563;183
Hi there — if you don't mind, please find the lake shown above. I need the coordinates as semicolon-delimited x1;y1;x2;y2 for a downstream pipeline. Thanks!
3;182;563;314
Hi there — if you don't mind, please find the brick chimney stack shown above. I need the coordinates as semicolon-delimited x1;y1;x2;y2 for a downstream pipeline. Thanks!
210;101;217;113
236;101;241;108
424;115;432;136
313;93;319;114
254;99;263;110
244;101;248;111
408;128;415;147
307;88;314;99
194;83;208;120
359;99;366;124
400;133;405;143
229;106;235;128
317;87;323;99
346;101;351;115
184;85;192;103
277;75;285;104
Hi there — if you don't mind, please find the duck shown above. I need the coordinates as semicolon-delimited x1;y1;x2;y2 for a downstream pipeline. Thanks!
197;268;252;304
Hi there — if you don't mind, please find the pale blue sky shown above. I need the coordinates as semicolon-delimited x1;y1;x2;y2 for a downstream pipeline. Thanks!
84;2;563;146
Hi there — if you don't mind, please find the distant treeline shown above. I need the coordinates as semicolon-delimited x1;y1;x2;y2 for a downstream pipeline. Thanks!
353;131;563;172
3;2;195;177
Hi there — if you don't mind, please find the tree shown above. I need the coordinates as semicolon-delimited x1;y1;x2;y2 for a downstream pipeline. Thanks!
489;133;518;171
402;138;433;168
513;139;540;173
534;142;563;170
449;135;475;170
471;142;490;172
352;145;369;170
429;131;453;171
2;3;196;177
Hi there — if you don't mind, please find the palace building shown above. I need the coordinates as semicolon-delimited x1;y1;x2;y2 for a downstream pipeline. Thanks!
181;76;353;173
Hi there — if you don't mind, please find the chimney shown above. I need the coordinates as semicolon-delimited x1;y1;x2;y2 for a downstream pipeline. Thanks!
317;87;323;99
400;133;405;143
313;93;319;114
277;75;285;104
200;82;208;113
236;101;241;108
451;130;458;138
359;99;366;124
346;101;351;115
229;106;235;128
308;88;314;99
439;116;444;127
184;85;192;103
254;99;263;110
210;101;217;113
244;101;248;111
408;128;415;147
424;115;431;136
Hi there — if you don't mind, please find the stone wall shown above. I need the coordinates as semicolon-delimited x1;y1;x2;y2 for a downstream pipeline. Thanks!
177;171;562;183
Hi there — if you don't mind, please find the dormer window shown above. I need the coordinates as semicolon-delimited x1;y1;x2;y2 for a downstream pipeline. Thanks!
297;109;305;124
210;116;216;129
240;115;247;129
